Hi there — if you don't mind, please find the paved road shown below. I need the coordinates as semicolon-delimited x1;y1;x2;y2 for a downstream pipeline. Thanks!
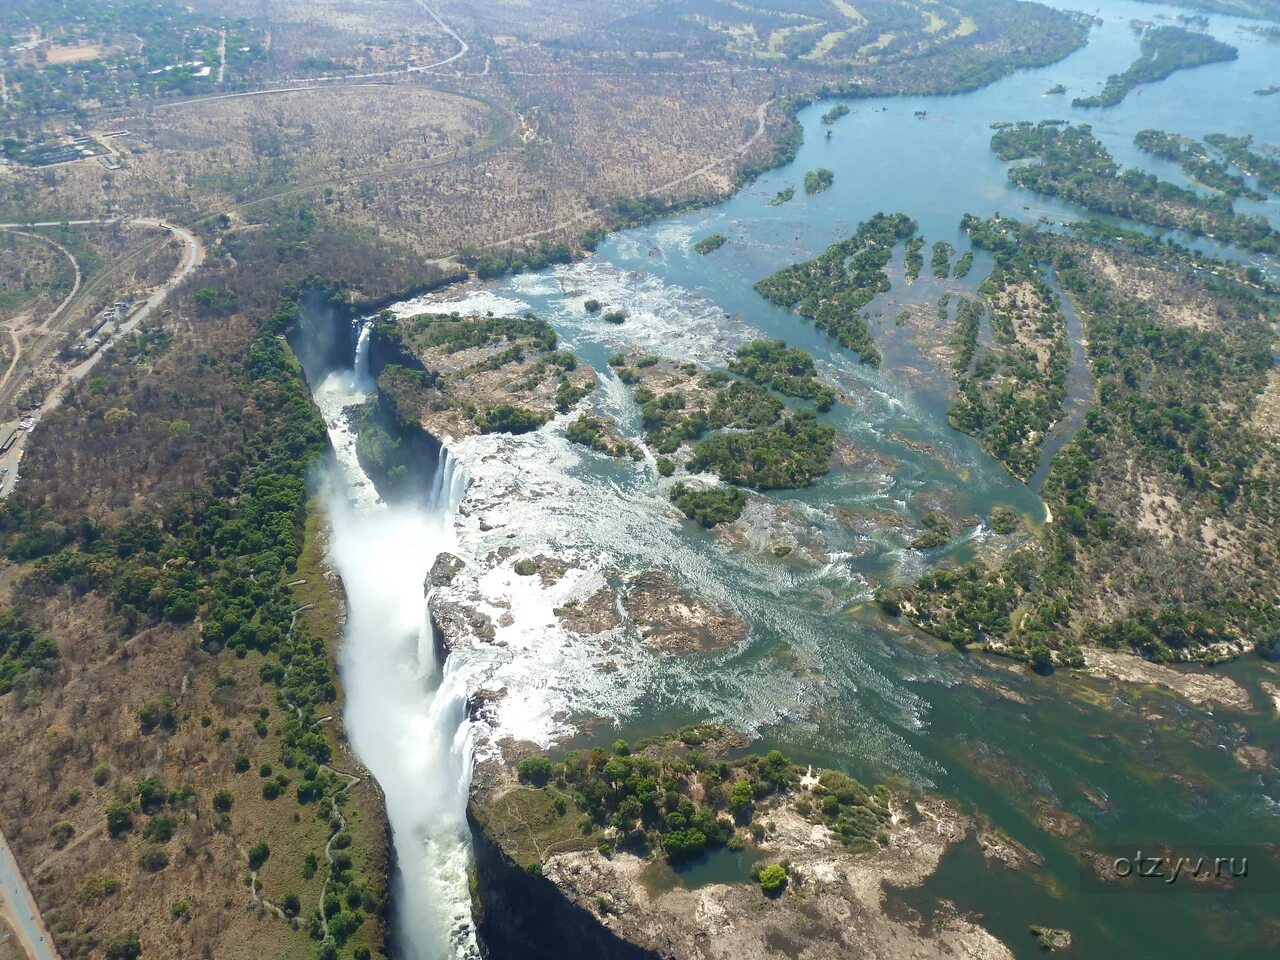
0;831;58;960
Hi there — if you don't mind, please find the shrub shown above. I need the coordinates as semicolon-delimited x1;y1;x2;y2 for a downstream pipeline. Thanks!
583;299;602;313
144;814;177;843
282;892;302;917
93;764;110;787
170;899;190;920
247;841;270;870
106;802;133;838
51;820;75;848
102;931;142;960
137;845;170;872
234;755;250;773
213;789;233;813
758;863;788;895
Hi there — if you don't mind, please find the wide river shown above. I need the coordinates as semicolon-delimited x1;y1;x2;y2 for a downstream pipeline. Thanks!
329;1;1280;956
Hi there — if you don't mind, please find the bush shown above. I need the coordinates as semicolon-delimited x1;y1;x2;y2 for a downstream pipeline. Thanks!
656;457;675;477
144;814;177;843
282;892;302;917
102;931;142;960
602;310;627;325
51;820;74;848
213;789;233;813
247;841;270;870
758;863;788;895
170;899;190;920
584;299;602;313
106;802;133;838
137;845;170;872
234;754;250;773
93;764;110;786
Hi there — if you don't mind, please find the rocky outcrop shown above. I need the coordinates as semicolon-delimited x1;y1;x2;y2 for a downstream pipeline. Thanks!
466;752;1014;960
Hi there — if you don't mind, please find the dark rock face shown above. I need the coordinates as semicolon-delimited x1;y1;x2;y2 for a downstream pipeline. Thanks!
467;803;660;960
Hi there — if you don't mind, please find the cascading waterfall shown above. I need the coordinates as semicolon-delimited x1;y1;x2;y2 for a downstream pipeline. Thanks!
311;317;479;960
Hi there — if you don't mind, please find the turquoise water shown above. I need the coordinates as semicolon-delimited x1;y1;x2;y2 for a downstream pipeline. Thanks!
403;2;1279;955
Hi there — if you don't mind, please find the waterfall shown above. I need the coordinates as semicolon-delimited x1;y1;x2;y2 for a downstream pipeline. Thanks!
312;318;478;960
352;319;374;392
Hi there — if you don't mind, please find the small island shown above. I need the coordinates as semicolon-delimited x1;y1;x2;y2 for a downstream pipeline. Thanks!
804;167;835;195
694;233;728;255
1043;83;1067;95
769;186;796;205
1072;25;1237;108
821;103;851;125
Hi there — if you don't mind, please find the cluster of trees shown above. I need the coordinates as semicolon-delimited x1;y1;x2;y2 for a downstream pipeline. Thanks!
669;483;747;527
1073;26;1237;108
821;104;850;125
475;404;551;435
694;233;728;255
565;416;642;460
688;411;834;489
905;236;925;282
509;731;890;871
0;609;57;698
944;242;1069;481
727;339;836;411
1134;129;1264;200
756;212;919;367
458;240;574;280
930;241;955;278
1204;133;1280;194
991;122;1280;255
803;168;835;195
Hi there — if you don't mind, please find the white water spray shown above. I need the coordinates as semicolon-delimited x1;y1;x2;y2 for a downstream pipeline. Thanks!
312;318;478;959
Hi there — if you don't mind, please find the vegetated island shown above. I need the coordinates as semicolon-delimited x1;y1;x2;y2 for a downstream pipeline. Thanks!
991;121;1280;254
1072;25;1237;108
1134;129;1266;199
756;212;918;366
803;167;835;195
1044;83;1067;95
880;215;1279;669
605;339;837;526
821;103;851;124
466;727;1021;960
1203;132;1280;193
768;187;796;206
694;233;728;255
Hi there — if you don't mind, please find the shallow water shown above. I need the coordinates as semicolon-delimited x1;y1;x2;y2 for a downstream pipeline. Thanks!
340;1;1280;955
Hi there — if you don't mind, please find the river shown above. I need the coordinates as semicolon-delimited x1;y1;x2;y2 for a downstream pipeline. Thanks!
312;1;1280;957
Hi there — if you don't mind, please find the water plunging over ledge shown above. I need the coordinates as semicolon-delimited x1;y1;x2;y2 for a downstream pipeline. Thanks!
307;311;478;960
